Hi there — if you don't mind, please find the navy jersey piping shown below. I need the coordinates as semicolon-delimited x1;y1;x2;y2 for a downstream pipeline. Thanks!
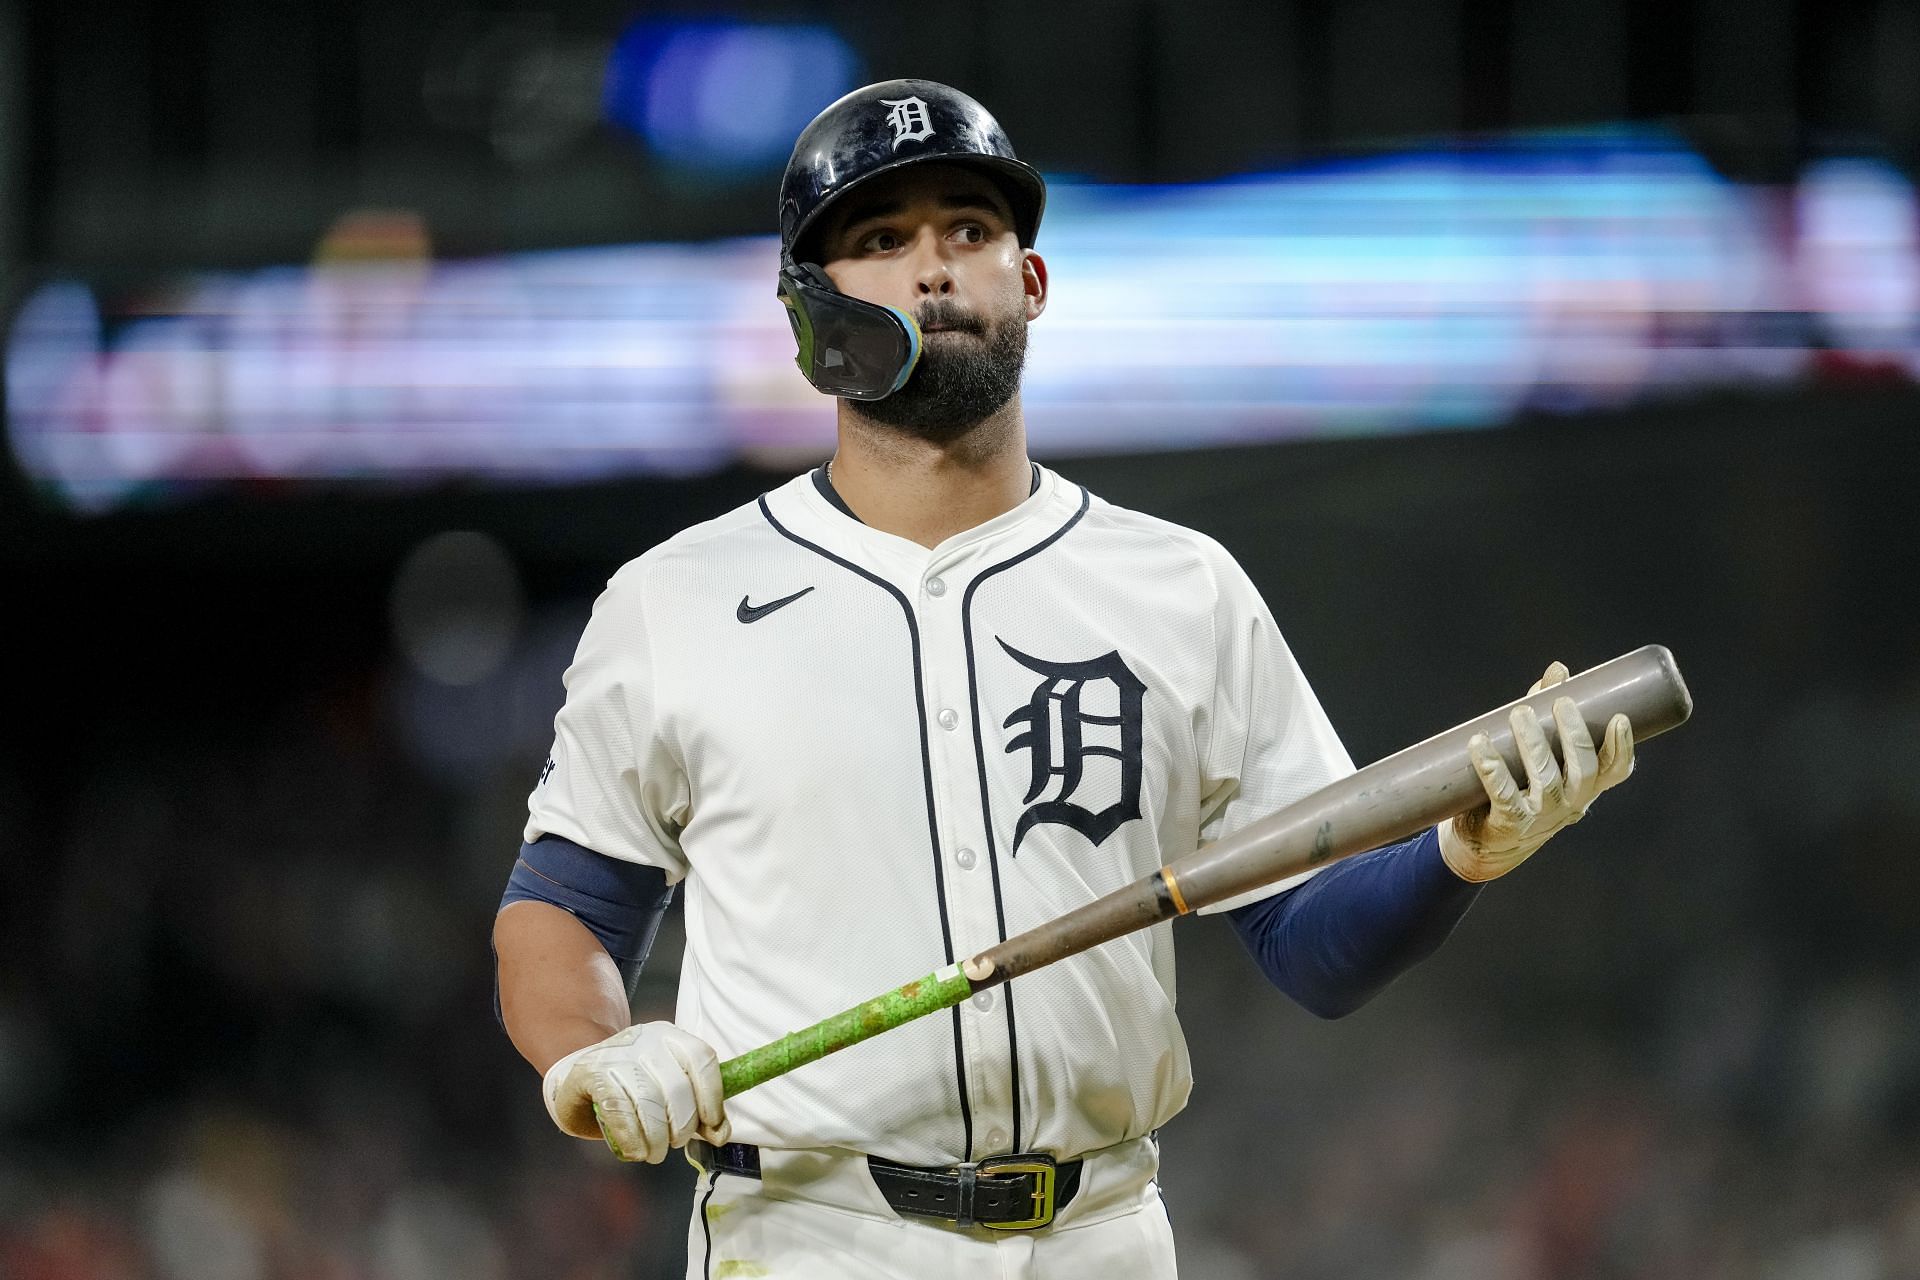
811;465;860;520
756;495;976;1158
959;483;1093;1153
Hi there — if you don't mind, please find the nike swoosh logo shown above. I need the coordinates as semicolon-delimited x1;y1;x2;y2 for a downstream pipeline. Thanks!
737;587;815;623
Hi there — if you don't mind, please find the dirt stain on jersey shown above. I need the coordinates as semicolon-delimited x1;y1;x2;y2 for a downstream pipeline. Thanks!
714;1263;770;1278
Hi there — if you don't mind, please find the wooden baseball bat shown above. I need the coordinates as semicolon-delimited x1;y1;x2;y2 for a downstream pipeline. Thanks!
717;644;1693;1097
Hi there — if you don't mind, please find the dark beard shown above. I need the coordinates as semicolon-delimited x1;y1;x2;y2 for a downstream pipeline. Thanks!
850;306;1027;441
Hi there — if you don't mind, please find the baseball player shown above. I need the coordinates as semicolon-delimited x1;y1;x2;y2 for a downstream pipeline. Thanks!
493;80;1637;1278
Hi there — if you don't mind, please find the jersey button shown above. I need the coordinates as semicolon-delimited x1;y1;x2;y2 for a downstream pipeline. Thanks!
971;990;995;1013
937;708;959;731
986;1128;1008;1150
926;576;947;597
955;847;977;870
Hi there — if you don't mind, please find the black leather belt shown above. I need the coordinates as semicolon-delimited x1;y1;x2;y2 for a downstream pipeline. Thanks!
686;1140;1082;1230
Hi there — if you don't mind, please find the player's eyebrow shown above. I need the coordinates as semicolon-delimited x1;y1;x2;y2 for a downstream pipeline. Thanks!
834;190;1012;238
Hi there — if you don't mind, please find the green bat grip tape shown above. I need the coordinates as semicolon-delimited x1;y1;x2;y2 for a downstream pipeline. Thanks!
719;964;974;1097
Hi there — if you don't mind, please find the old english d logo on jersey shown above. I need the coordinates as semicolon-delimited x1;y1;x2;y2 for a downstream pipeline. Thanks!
998;638;1146;854
881;96;934;148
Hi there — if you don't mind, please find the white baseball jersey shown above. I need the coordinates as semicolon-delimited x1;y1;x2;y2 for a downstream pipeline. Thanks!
525;464;1353;1167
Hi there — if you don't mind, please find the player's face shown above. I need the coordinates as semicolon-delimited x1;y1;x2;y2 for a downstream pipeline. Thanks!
816;164;1049;437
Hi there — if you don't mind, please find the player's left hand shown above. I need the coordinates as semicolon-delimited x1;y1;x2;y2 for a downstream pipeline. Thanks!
1438;660;1635;882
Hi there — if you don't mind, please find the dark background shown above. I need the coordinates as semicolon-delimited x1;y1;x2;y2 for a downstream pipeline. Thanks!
5;2;1920;1277
12;0;1920;270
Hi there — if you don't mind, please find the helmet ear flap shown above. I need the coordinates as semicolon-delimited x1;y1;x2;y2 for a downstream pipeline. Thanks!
777;258;923;400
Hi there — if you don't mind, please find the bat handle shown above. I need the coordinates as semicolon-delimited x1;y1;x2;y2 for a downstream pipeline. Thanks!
717;965;975;1097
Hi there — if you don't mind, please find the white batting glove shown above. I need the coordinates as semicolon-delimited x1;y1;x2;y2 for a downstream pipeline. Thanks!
542;1022;731;1163
1438;660;1635;883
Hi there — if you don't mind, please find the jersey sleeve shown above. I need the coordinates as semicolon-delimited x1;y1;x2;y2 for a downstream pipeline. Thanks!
1193;546;1355;914
523;564;692;882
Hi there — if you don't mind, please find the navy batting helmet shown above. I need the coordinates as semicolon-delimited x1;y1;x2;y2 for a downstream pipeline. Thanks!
775;79;1046;400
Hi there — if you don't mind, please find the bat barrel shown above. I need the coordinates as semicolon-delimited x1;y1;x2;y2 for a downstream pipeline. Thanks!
1163;643;1690;912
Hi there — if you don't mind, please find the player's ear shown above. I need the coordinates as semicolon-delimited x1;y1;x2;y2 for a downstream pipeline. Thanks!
1022;250;1048;321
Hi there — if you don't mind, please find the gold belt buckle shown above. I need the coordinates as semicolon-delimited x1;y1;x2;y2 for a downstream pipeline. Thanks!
975;1153;1057;1230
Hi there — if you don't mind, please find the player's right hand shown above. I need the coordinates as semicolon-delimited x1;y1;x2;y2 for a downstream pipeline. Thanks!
541;1022;730;1163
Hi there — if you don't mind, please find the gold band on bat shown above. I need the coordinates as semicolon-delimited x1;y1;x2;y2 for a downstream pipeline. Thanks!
1159;867;1193;915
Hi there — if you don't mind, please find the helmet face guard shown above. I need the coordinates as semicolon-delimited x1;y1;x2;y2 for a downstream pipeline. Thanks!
776;79;1043;402
776;258;923;401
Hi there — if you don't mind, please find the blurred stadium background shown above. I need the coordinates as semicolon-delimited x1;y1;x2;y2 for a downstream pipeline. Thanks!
4;1;1920;1276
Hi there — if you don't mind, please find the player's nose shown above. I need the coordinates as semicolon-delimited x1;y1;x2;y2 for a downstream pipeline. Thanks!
908;233;956;296
913;266;955;297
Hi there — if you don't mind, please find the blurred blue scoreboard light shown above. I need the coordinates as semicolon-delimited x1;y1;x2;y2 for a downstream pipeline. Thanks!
6;133;1916;511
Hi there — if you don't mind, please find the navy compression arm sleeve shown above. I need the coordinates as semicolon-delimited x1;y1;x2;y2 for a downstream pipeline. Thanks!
1226;825;1482;1019
496;835;674;1020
